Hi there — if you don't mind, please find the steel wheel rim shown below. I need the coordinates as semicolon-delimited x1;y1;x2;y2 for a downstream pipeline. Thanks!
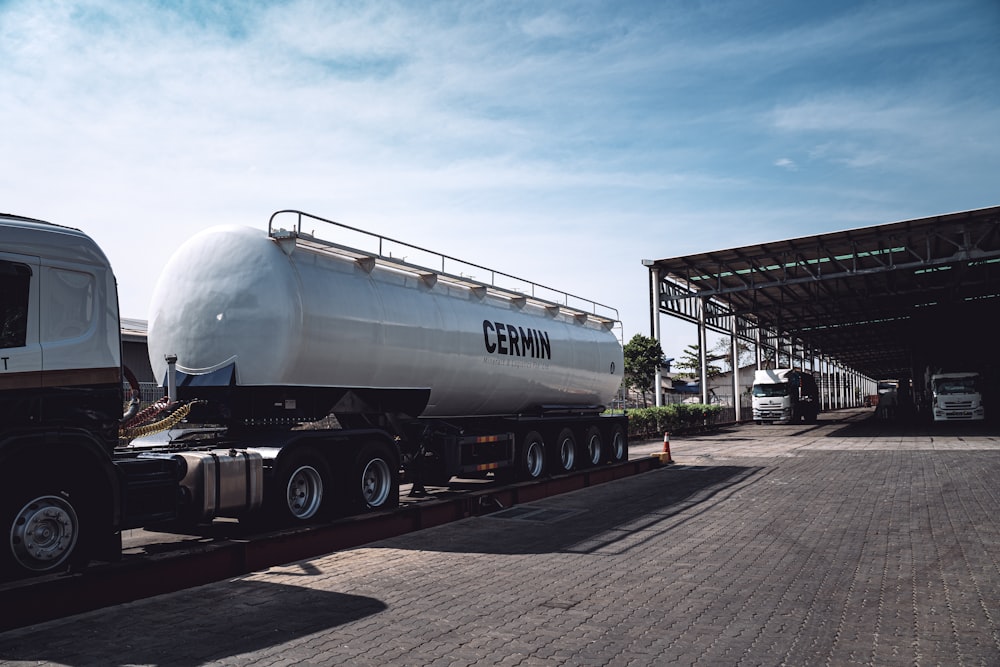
587;434;602;465
286;465;324;519
361;458;392;507
526;440;544;478
10;495;79;572
559;436;575;470
610;430;625;461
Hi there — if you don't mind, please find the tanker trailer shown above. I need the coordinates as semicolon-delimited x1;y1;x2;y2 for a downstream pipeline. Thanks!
147;210;628;520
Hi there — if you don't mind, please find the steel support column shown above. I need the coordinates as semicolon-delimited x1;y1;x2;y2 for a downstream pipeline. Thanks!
651;267;663;407
698;297;708;405
731;309;741;422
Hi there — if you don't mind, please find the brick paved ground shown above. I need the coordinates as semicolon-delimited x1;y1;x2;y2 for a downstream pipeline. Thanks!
1;412;999;666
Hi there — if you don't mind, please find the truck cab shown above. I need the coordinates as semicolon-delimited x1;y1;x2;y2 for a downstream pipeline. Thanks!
751;368;819;424
0;214;132;576
2;215;179;580
930;372;984;422
0;215;123;436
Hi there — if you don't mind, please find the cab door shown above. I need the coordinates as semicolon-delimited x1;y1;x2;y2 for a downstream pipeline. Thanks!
0;253;42;425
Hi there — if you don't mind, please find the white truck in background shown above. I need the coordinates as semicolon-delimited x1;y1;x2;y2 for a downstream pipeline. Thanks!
929;372;984;422
751;368;820;424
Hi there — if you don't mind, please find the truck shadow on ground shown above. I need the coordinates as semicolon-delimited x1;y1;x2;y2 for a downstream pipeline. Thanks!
0;464;763;658
380;464;765;557
124;464;758;551
0;580;386;665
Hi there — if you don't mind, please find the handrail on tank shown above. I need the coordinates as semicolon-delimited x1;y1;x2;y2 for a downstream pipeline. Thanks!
268;209;620;324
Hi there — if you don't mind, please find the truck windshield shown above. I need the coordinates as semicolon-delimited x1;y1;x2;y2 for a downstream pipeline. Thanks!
934;377;979;395
752;383;788;397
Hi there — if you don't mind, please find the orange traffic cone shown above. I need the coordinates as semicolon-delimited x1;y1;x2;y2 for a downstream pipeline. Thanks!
659;432;674;465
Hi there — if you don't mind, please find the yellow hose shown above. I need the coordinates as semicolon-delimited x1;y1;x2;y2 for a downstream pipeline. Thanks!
119;401;197;441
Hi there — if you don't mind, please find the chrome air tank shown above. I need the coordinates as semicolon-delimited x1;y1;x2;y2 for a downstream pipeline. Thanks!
147;225;622;418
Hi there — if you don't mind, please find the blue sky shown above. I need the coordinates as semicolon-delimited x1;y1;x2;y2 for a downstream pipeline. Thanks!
2;0;998;358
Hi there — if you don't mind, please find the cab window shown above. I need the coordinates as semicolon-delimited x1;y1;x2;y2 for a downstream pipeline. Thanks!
0;260;31;349
40;267;94;341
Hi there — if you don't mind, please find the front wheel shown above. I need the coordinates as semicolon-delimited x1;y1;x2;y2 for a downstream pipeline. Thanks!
3;489;82;579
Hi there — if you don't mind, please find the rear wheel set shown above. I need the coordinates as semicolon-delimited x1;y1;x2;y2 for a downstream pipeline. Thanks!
270;447;331;523
581;426;603;467
499;430;547;483
350;442;399;512
604;423;627;463
550;428;577;474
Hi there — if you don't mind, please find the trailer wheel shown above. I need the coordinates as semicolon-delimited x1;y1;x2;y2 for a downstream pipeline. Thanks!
606;424;627;463
514;431;546;481
272;448;330;522
2;483;85;579
580;426;603;467
551;428;577;473
351;442;399;511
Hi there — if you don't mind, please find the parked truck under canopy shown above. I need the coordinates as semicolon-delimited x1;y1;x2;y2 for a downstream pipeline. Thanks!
929;372;984;422
751;368;820;424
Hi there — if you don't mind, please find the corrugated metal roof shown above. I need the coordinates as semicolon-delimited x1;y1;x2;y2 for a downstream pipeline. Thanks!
644;206;1000;381
120;317;148;343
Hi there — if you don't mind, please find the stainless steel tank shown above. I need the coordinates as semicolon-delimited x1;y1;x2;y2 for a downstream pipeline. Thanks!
147;225;622;417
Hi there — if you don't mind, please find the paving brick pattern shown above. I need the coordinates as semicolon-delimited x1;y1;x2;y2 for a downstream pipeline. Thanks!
1;415;999;666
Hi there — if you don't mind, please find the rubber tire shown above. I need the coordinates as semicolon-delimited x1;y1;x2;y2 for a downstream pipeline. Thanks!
269;447;331;524
550;428;577;474
605;423;627;463
515;431;546;481
581;426;603;467
350;442;400;512
1;475;90;580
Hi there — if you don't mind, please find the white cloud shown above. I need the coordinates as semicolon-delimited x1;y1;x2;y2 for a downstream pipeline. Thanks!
1;0;997;354
520;11;579;40
770;95;925;134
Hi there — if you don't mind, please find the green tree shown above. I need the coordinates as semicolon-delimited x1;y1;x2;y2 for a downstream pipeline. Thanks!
711;337;753;371
674;343;723;379
623;334;665;407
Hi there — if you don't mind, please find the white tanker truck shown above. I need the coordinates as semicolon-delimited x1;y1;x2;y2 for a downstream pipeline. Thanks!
0;210;627;579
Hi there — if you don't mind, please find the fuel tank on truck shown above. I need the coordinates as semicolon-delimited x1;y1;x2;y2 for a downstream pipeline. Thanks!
147;214;623;422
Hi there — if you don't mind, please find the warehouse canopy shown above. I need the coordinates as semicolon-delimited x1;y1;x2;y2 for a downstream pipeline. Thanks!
644;206;1000;383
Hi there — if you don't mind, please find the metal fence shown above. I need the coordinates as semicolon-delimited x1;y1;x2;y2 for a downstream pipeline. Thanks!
712;394;754;424
123;382;168;408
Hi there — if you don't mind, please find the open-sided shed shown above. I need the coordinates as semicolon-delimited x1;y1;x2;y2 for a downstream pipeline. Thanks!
643;205;1000;412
